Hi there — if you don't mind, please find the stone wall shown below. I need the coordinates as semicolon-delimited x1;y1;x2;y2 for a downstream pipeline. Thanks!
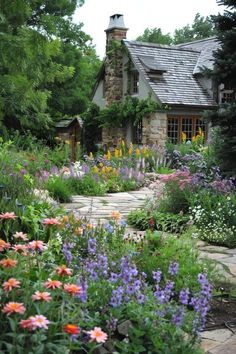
102;126;126;148
142;112;167;148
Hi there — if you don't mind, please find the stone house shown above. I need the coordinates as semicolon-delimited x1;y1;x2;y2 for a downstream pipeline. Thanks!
92;14;230;148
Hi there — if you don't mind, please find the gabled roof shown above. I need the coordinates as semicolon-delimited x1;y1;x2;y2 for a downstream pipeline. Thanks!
55;116;83;129
124;38;218;107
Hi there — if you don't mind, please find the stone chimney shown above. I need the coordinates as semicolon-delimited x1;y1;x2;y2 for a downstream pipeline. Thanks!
104;14;128;105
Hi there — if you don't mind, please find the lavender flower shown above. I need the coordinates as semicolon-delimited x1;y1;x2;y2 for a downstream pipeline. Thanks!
62;242;74;264
110;286;124;307
104;223;114;234
172;307;185;327
152;270;162;283
88;238;96;254
179;288;190;305
168;262;179;276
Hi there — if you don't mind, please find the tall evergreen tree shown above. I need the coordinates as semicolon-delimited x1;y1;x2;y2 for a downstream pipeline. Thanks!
207;0;236;176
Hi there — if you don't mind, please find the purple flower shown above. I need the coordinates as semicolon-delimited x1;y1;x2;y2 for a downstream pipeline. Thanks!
62;242;74;264
179;288;190;305
136;292;146;304
109;272;119;283
168;262;179;276
172;307;185;327
106;316;118;331
104;223;113;234
88;238;96;254
76;277;88;302
152;270;162;283
110;286;124;307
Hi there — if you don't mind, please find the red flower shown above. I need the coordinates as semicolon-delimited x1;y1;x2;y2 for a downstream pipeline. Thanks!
63;324;80;335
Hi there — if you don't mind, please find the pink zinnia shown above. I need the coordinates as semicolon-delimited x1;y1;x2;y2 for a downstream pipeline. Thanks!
44;279;62;289
64;283;83;296
28;240;46;251
2;302;26;315
87;327;108;343
42;218;61;226
0;212;17;220
0;258;17;268
13;231;28;241
3;278;21;292
32;315;50;329
32;291;52;302
12;244;28;254
56;265;72;276
20;317;36;331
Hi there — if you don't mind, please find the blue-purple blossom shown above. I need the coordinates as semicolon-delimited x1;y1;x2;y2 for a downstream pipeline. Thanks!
110;286;124;307
152;270;162;283
168;262;179;276
62;242;74;264
104;223;114;234
179;288;190;305
88;238;96;254
76;277;88;302
136;292;146;304
172;307;185;327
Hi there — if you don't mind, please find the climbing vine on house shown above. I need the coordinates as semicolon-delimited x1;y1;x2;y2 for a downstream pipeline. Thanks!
98;96;165;128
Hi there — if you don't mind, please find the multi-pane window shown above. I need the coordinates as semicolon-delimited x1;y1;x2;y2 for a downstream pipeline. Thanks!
220;83;235;103
167;116;207;144
130;71;139;94
133;120;143;144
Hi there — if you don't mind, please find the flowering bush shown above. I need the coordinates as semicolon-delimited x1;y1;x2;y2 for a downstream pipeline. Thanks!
0;208;213;353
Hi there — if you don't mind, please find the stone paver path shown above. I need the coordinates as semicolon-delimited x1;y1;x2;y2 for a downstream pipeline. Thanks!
63;189;236;354
62;188;154;226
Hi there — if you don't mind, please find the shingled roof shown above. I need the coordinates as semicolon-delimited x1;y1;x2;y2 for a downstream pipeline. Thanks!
123;38;218;107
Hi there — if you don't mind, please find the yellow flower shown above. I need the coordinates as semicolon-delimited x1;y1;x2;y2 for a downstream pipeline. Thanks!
121;140;125;147
101;167;106;174
107;150;111;160
119;149;122;157
128;148;133;155
181;132;187;143
136;148;141;156
114;149;119;158
92;166;99;173
192;135;196;143
99;162;103;168
89;152;93;158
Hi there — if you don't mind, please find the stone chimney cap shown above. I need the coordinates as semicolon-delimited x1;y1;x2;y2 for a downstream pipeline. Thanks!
105;14;128;32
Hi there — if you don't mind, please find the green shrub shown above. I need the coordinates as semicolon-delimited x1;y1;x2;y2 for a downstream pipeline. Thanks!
128;209;190;233
67;175;108;196
45;176;72;202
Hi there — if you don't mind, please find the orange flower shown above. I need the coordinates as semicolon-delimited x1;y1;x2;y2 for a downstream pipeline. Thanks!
0;258;17;268
56;265;72;276
0;212;17;220
110;211;121;221
63;324;80;335
75;227;84;236
32;291;52;302
13;231;28;241
64;283;83;296
28;240;46;252
0;239;11;252
44;279;62;289
42;218;61;226
86;223;93;230
3;278;21;292
2;302;26;315
87;327;108;343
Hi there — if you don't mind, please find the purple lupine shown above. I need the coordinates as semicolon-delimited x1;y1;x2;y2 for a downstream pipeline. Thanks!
110;286;124;307
97;254;108;277
84;259;98;281
106;316;118;332
152;270;162;283
179;288;190;305
136;292;146;304
62;242;74;264
88;238;96;254
172;307;185;327
168;262;179;276
109;272;120;283
76;277;88;302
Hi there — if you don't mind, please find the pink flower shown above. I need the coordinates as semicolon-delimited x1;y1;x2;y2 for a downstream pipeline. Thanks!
2;302;26;315
87;327;108;343
64;283;83;296
0;258;17;268
12;244;28;254
0;212;17;220
32;291;52;302
13;231;28;241
3;278;21;292
28;240;46;251
20;315;50;331
56;265;72;276
44;279;62;289
42;218;61;226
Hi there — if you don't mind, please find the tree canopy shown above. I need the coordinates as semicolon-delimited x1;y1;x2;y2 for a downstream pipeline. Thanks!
0;0;100;137
206;0;236;176
136;13;217;45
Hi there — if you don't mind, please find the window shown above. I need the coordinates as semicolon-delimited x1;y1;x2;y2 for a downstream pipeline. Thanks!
130;71;139;94
167;116;207;144
133;120;143;144
219;83;235;103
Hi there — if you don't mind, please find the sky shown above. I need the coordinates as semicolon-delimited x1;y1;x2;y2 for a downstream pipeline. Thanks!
74;0;223;58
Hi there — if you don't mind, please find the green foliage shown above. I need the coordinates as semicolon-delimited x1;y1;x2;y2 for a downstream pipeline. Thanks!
81;103;102;153
0;0;100;137
45;176;72;203
67;175;107;196
128;209;190;233
136;27;172;44
136;13;216;45
206;0;236;176
99;96;163;128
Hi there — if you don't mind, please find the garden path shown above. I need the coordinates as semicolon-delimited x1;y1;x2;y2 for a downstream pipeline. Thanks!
63;190;236;354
